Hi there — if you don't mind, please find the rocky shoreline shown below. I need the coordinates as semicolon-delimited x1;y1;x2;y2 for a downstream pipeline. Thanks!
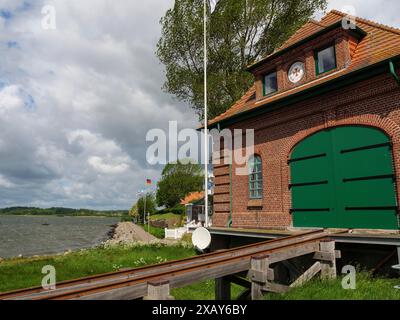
103;222;158;246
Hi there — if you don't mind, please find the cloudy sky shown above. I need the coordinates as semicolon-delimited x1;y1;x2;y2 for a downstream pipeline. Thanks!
0;0;398;210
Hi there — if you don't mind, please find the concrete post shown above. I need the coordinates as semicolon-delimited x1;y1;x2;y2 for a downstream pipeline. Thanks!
144;279;174;300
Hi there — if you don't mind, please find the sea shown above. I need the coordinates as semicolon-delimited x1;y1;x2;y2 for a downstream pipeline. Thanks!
0;215;119;258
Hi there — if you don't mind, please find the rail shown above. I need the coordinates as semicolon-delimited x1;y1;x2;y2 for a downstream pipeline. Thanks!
0;229;332;300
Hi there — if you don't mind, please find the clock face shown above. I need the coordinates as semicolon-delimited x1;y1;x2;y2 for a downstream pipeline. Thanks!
288;62;305;84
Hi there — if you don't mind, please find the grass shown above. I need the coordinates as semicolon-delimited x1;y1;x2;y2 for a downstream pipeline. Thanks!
1;244;399;300
266;272;400;300
149;212;182;222
0;243;194;293
172;280;245;300
138;224;165;239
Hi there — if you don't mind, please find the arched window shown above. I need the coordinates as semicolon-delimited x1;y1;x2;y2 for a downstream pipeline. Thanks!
249;155;263;199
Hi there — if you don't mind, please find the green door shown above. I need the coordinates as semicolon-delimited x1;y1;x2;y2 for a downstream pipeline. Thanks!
290;126;399;230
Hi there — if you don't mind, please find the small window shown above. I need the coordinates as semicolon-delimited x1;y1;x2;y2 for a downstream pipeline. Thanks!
315;45;336;75
249;155;263;199
263;71;277;96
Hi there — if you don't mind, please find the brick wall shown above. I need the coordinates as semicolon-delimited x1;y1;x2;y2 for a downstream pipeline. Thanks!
254;27;355;101
212;70;400;229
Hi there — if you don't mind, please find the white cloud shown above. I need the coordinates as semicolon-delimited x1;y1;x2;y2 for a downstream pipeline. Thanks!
0;0;198;209
88;156;129;174
0;85;24;114
320;0;400;28
0;174;14;188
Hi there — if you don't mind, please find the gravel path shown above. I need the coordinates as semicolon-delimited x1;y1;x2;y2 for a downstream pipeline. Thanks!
105;222;157;245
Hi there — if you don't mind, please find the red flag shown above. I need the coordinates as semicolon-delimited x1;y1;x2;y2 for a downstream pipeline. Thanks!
146;179;152;185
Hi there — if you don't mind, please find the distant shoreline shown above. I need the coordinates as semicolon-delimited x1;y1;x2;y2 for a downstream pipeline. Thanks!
0;206;129;218
0;214;121;218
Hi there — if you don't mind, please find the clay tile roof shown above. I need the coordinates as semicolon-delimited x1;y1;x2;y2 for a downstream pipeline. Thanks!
277;19;327;51
208;10;400;127
180;191;205;205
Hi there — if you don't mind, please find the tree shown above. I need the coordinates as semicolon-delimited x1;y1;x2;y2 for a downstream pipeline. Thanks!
129;203;138;217
156;161;204;208
157;0;327;120
136;194;157;221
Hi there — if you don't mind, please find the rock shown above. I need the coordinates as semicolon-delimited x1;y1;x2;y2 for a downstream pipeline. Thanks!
103;222;157;246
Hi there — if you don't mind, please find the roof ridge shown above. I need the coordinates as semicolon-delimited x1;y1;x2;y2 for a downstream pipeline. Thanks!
309;19;327;28
328;9;400;36
275;19;326;51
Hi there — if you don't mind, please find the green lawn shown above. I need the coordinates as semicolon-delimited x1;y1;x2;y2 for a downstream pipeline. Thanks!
267;273;400;300
0;243;194;293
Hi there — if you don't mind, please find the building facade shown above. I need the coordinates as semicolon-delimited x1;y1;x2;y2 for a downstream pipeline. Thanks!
209;10;400;231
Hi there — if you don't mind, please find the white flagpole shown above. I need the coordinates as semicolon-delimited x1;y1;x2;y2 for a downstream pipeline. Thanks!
203;0;209;228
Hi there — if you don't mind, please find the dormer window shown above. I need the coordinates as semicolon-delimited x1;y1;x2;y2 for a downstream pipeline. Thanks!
315;45;336;75
263;71;277;96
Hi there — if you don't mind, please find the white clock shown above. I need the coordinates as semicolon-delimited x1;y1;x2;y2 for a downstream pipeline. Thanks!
288;62;305;84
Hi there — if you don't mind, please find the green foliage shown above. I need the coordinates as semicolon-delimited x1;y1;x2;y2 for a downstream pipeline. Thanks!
0;207;128;217
129;203;139;217
120;215;134;222
157;0;327;120
157;204;186;216
136;194;157;221
156;161;204;208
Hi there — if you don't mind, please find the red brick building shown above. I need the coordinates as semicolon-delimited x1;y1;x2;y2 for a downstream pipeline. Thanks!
209;10;400;232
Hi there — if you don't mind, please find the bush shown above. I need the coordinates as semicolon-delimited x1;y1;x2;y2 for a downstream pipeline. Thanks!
180;233;192;245
120;215;133;222
170;204;185;215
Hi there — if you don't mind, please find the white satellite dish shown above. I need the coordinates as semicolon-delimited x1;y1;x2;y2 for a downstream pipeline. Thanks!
192;227;211;251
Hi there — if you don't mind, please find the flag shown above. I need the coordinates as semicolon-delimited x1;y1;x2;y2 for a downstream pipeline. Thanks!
146;179;152;185
210;0;218;13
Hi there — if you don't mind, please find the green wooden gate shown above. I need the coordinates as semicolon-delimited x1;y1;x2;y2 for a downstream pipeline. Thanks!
290;126;399;230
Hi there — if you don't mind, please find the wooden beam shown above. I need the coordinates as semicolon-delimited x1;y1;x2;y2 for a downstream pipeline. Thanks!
226;275;251;289
250;255;271;300
313;251;335;261
290;262;321;288
268;242;320;264
215;277;231;300
282;260;302;279
318;239;337;280
263;282;289;293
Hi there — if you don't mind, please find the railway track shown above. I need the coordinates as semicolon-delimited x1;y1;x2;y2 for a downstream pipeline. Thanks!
0;229;329;300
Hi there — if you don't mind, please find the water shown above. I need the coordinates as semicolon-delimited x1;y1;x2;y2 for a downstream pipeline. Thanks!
0;215;119;258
